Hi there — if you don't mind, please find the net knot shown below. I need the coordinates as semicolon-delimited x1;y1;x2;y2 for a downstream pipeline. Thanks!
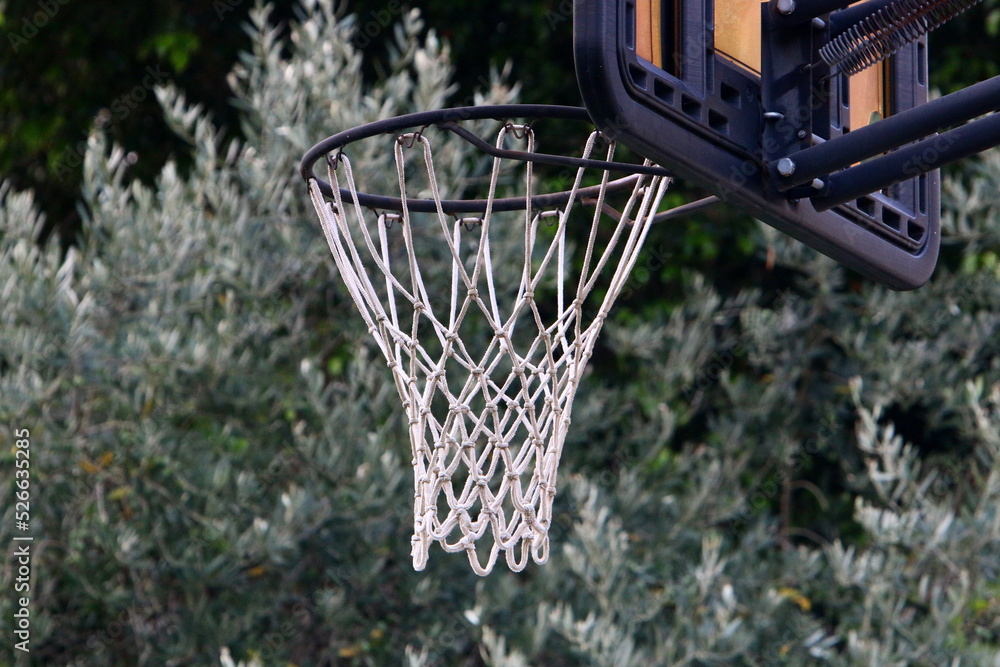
466;288;480;299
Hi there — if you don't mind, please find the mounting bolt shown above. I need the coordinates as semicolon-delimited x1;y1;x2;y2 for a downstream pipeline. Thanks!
797;130;808;139
764;111;785;121
775;0;796;15
811;17;826;29
811;178;826;190
777;158;797;177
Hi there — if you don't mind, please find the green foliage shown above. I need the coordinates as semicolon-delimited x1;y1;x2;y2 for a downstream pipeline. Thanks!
2;1;1000;665
0;0;302;240
930;0;1000;91
140;30;202;73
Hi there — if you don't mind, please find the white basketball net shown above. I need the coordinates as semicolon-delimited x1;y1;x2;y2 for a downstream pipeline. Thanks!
308;122;670;575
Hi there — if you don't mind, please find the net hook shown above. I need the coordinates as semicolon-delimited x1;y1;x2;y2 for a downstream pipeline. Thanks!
397;126;429;149
505;122;534;141
382;212;402;229
326;150;346;170
456;216;484;231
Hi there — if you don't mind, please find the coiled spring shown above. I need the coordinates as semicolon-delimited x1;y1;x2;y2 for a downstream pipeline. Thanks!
820;0;983;76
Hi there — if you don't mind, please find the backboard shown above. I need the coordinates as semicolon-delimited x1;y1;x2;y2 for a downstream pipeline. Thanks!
574;0;941;289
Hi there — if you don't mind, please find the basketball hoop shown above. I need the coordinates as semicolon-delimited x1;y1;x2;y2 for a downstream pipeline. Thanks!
301;105;675;574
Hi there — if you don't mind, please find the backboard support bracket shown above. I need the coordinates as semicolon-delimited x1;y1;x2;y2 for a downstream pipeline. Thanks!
574;0;1000;289
762;0;1000;211
761;2;823;201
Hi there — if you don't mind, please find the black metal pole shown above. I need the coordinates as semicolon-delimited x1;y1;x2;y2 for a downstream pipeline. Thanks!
828;0;895;35
769;0;856;27
811;111;1000;211
772;75;1000;190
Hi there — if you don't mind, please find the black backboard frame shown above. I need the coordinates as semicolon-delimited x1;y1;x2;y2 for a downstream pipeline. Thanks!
574;0;940;289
